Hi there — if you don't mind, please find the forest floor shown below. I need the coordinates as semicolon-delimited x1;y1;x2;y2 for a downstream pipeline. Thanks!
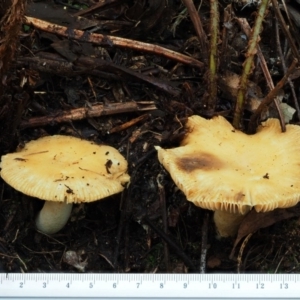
1;0;300;274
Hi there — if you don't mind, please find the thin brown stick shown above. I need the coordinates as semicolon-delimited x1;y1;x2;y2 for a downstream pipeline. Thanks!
248;59;298;133
144;216;197;272
24;16;204;69
275;18;300;121
237;233;253;273
72;0;118;17
157;174;170;272
181;0;208;60
219;4;232;71
20;101;156;129
18;55;180;96
271;0;300;61
109;114;149;134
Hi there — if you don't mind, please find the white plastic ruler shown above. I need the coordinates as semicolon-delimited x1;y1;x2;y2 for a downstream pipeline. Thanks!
0;273;300;300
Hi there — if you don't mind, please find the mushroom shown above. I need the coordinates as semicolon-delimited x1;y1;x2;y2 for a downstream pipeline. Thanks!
0;135;130;234
155;115;300;237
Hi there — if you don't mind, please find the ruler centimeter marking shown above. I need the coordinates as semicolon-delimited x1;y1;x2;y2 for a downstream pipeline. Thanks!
0;273;300;299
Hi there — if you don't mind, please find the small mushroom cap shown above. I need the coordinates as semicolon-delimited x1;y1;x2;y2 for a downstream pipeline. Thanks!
0;135;130;203
156;115;300;214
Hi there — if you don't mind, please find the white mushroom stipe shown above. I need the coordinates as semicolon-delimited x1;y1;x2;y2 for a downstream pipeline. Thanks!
213;210;247;238
35;201;73;234
0;135;130;234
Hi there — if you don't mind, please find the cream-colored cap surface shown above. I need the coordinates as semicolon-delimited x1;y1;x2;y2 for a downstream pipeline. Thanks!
0;135;130;203
156;115;300;214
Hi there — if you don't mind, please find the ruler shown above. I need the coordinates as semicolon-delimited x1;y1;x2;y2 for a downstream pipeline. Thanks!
0;273;300;300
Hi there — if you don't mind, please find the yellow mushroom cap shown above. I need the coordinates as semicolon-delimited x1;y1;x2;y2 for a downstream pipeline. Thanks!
156;115;300;214
0;135;130;203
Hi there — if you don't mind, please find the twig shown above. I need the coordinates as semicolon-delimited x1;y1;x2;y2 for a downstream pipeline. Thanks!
109;114;149;134
275;18;300;121
205;0;219;113
237;233;252;273
181;0;208;60
219;4;232;71
18;55;181;96
232;0;270;129
17;54;120;80
113;196;125;270
144;216;197;272
248;58;298;133
76;56;181;96
271;0;300;61
72;0;118;17
200;212;209;274
20;101;156;129
157;174;170;272
274;247;291;274
113;146;131;270
236;17;285;132
24;16;204;69
98;253;115;270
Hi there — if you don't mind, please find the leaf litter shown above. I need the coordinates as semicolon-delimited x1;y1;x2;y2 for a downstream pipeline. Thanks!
0;0;300;274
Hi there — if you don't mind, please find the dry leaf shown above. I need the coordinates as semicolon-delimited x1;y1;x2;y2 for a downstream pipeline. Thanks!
207;256;221;269
230;204;300;258
218;72;263;112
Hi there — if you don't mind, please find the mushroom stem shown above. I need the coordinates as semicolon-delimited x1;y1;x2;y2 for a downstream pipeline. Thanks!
213;210;247;237
35;201;73;234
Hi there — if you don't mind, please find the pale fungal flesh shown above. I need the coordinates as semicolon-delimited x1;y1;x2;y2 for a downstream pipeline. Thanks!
156;115;300;237
0;135;130;234
35;202;73;235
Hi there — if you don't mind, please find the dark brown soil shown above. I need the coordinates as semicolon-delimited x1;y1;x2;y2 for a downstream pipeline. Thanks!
1;0;300;274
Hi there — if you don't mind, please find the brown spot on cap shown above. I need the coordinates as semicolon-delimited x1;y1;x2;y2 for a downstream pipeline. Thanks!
176;153;223;172
155;115;300;215
14;158;27;161
105;159;112;174
234;192;246;202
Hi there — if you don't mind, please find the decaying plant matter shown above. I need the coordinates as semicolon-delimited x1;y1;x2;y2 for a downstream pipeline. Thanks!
0;0;28;153
0;0;27;88
0;0;300;274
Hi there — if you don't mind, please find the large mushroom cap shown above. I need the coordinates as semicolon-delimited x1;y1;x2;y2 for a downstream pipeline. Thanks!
156;115;300;214
0;135;130;203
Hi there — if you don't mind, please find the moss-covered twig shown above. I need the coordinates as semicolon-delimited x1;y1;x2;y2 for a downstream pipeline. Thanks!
232;0;270;129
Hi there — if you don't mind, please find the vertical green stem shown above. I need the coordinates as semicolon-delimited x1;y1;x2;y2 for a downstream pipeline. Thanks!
206;0;219;113
232;0;270;129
